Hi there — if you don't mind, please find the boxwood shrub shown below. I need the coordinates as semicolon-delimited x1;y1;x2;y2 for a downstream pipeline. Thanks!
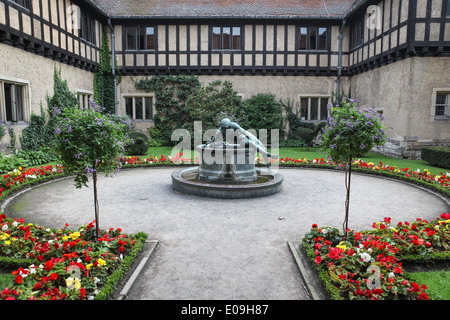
421;147;450;169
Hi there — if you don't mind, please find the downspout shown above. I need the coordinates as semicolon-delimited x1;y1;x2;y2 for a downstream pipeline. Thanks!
107;18;118;115
336;18;346;105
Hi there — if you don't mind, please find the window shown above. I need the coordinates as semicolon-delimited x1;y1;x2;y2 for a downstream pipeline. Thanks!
351;20;364;49
80;12;96;43
124;96;154;120
299;97;329;121
435;93;449;116
1;81;28;123
298;27;328;51
10;0;30;9
77;92;93;109
125;26;155;50
212;26;241;50
448;0;450;16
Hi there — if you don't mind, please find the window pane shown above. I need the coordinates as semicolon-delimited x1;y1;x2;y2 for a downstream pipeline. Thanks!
310;98;319;120
435;106;446;116
320;98;328;120
146;27;155;50
232;27;241;49
15;85;24;122
135;97;143;119
318;28;327;50
299;27;307;50
222;27;231;50
126;27;137;50
436;93;447;105
4;84;13;122
309;27;317;50
448;0;450;16
212;27;221;49
300;98;308;120
139;26;145;50
145;97;153;120
125;97;133;118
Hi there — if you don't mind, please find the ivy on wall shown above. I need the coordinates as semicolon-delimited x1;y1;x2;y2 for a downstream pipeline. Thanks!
94;29;121;114
134;74;201;146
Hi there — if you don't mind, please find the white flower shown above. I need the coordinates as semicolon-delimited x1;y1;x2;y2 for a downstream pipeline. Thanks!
388;272;395;279
46;228;51;232
360;252;371;262
12;221;18;227
2;224;8;231
417;169;420;173
77;258;82;263
94;277;100;284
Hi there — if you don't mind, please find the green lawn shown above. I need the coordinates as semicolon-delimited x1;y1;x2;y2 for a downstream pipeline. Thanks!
141;147;449;176
409;270;450;300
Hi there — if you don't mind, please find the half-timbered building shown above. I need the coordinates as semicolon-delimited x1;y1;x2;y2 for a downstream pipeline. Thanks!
0;0;449;158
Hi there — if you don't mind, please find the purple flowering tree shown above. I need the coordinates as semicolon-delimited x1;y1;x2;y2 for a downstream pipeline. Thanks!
314;98;389;239
52;101;131;240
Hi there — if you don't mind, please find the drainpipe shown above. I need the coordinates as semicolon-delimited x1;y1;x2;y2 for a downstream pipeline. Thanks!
336;18;346;105
108;18;118;115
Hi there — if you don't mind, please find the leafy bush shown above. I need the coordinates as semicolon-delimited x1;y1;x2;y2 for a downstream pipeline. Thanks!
125;131;150;155
0;154;28;173
296;122;327;150
19;111;53;151
16;149;56;166
421;147;450;169
240;93;283;142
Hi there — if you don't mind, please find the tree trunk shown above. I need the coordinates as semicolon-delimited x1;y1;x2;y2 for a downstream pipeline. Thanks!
93;168;100;240
343;158;352;240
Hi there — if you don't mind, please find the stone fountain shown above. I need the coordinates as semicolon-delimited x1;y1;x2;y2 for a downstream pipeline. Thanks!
171;118;283;199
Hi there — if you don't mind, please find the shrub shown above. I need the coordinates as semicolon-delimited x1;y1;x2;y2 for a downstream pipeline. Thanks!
421;147;450;169
16;149;56;166
19;110;53;151
297;122;327;150
125;131;150;155
240;93;283;142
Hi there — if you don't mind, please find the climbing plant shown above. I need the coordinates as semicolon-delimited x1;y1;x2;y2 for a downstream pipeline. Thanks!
134;74;201;146
94;29;121;114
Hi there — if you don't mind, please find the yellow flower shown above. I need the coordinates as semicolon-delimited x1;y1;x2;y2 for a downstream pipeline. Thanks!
69;232;81;240
336;241;347;251
4;240;11;245
86;263;93;270
446;219;450;224
62;236;69;241
97;258;106;267
66;277;81;289
391;228;398;233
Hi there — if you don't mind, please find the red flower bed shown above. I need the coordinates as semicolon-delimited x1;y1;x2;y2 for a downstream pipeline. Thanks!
0;214;142;300
302;213;450;300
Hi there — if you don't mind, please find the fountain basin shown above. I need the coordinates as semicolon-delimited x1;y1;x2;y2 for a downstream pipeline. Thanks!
171;167;283;199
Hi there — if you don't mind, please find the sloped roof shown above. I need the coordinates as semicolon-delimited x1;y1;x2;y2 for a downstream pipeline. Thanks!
89;0;359;19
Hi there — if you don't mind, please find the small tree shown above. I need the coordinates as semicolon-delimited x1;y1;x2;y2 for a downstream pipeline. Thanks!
314;98;389;239
52;101;131;240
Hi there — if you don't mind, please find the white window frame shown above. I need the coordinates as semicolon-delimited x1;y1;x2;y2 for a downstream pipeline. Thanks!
121;93;155;121
76;90;93;109
0;76;31;124
431;89;450;121
298;95;330;122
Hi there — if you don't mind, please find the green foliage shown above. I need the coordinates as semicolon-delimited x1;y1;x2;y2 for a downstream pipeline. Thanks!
134;74;201;146
315;98;389;163
52;102;132;189
421;147;450;169
240;93;283;142
124;131;150;155
297;122;327;150
0;154;28;173
7;127;16;154
281;99;315;139
16;148;56;166
183;80;247;146
46;67;78;120
19;108;53;151
94;29;121;115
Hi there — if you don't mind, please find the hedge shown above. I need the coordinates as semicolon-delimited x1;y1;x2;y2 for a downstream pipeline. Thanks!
422;147;450;169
